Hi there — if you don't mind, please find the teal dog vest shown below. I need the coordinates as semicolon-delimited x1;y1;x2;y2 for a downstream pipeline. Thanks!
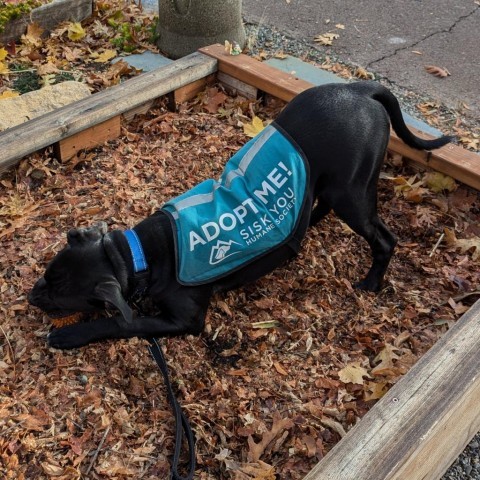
162;124;309;285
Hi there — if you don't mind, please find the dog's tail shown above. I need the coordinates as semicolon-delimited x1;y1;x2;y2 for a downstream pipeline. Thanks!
365;82;454;150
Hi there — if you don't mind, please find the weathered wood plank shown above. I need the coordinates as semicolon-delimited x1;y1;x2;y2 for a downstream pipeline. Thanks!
54;115;121;161
199;44;311;101
0;0;93;45
199;44;480;191
304;300;480;480
174;75;212;104
0;51;217;173
388;126;480;191
217;71;258;100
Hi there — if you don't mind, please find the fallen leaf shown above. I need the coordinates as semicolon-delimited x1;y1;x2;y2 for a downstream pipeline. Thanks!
314;32;339;46
92;49;117;63
444;228;480;261
247;412;293;462
425;65;450;78
423;172;457;193
243;116;265;137
0;90;19;100
67;22;86;41
41;461;64;476
338;362;370;385
364;380;389;401
0;62;10;74
273;361;288;376
371;344;400;374
447;297;471;315
203;88;228;114
37;62;59;76
320;416;347;437
355;66;374;79
0;47;7;61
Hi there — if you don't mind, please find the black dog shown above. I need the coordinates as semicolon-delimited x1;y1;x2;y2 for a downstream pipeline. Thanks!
29;82;451;349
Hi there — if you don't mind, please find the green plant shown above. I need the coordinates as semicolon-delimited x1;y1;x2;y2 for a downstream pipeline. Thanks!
110;22;141;53
12;70;41;94
0;0;44;34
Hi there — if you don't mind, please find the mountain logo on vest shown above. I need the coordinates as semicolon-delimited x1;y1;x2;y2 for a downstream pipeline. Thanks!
209;239;241;265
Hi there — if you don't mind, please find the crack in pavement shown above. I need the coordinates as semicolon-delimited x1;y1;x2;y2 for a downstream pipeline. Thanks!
366;4;480;68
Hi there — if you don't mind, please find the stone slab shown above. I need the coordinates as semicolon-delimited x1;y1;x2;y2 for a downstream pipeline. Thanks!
0;81;91;131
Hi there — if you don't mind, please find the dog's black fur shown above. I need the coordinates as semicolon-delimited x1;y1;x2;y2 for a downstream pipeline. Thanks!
29;82;452;349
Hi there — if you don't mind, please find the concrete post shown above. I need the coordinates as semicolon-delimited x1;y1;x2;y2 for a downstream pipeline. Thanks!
156;0;246;59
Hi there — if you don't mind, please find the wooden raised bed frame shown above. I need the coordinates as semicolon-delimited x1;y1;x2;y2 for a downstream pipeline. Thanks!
1;43;479;479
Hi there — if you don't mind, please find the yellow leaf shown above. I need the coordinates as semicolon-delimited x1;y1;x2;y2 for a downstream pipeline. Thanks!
423;171;457;193
338;362;370;385
0;48;7;61
243;116;265;137
67;22;86;41
0;62;9;75
0;90;19;100
92;49;117;63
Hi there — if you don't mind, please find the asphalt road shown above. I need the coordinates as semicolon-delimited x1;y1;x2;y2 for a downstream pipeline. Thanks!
242;0;480;121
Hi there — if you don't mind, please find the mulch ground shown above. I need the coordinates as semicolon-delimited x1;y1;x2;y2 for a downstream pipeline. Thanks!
1;88;479;479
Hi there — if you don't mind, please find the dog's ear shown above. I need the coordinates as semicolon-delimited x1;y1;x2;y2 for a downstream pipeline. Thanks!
94;280;133;325
67;222;108;246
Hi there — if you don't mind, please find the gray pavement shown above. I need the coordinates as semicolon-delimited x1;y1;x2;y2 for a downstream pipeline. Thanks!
242;0;479;122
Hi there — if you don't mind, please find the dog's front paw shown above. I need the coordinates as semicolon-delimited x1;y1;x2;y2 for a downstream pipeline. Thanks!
354;278;382;292
48;325;89;350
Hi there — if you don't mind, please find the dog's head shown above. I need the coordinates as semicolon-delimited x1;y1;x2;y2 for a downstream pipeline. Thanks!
28;222;133;324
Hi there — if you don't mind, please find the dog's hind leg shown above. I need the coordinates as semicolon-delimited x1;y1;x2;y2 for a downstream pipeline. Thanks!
309;201;331;226
330;192;397;292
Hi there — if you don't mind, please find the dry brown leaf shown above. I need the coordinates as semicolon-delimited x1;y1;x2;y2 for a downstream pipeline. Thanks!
444;228;480;260
371;344;400;374
273;361;288;376
364;380;389;401
41;461;64;476
320;416;347;438
338;362;371;385
314;32;339;46
425;65;451;78
247;412;293;462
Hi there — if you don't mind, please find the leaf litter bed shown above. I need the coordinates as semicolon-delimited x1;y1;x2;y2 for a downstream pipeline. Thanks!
1;87;479;480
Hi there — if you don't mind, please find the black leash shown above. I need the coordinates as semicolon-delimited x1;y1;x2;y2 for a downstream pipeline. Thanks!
147;337;196;480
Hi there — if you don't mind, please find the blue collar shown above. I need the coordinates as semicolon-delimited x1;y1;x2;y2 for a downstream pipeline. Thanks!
123;230;148;273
